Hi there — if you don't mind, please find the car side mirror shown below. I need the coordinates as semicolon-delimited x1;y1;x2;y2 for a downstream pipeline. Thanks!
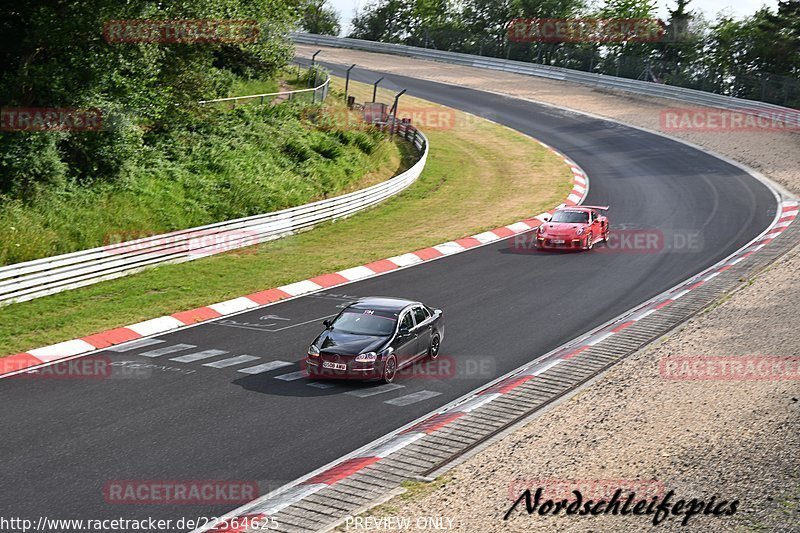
323;319;332;328
542;214;552;222
398;325;410;336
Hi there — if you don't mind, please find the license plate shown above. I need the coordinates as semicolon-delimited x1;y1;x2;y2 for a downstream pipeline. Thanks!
322;362;346;370
551;239;565;244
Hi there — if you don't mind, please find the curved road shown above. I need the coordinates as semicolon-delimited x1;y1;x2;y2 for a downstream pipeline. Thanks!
0;65;776;529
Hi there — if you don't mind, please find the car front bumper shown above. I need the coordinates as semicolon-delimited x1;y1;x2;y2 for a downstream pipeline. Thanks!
305;356;386;380
536;235;585;249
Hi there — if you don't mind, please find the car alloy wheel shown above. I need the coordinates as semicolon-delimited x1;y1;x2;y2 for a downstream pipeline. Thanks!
429;335;441;359
383;355;397;383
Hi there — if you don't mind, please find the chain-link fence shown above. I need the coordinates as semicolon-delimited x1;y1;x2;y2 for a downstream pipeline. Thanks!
198;65;330;108
503;42;799;108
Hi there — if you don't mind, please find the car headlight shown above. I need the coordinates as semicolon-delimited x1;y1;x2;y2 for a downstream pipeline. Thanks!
307;345;320;357
355;352;377;362
576;227;586;236
538;225;547;233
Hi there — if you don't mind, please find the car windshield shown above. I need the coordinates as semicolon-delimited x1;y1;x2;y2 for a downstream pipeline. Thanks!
331;308;398;336
551;210;589;223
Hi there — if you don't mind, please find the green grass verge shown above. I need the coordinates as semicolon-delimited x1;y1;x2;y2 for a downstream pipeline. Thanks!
228;78;279;97
0;77;572;356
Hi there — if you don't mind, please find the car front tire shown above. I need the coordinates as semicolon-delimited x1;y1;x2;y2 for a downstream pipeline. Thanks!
428;335;441;359
383;355;398;383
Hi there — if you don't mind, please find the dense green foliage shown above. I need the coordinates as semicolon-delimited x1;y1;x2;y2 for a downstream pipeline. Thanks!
0;1;302;198
0;101;390;265
349;0;800;106
301;0;342;35
0;1;384;266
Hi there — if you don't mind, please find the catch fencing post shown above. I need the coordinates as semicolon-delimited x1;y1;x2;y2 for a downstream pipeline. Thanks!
345;64;356;102
389;89;407;139
373;77;384;103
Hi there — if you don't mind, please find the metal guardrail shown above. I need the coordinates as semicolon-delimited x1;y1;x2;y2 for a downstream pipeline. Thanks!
291;33;798;118
0;116;428;306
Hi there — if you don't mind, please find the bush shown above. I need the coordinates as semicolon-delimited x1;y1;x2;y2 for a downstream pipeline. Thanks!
311;136;345;159
0;97;398;265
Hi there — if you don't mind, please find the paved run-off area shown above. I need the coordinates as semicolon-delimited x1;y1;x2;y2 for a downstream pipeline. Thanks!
299;45;800;532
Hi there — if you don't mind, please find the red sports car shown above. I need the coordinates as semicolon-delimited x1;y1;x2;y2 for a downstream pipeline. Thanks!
535;205;610;250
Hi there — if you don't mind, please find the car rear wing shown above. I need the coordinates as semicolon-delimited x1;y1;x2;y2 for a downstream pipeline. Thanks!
540;205;609;222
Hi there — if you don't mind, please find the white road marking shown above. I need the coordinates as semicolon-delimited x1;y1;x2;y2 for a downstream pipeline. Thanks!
28;340;97;361
369;433;424;458
384;390;442;406
170;349;228;363
472;231;499;244
528;359;562;376
237;361;293;374
388;253;422;267
208;297;258;315
337;266;375;281
587;332;612;346
279;279;323;296
202;355;260;368
275;371;307;381
505;222;532;233
127;316;185;336
671;289;690;300
265;314;338;332
307;381;338;389
635;309;657;320
250;484;325;516
104;338;165;352
346;383;405;398
139;344;196;358
213;313;337;333
456;393;501;412
433;242;465;255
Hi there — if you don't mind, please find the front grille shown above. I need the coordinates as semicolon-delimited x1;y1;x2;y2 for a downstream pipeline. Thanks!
319;352;348;362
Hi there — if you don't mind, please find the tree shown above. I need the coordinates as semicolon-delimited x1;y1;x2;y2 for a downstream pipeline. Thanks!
593;0;660;77
652;0;706;86
459;0;514;56
349;0;460;48
301;0;341;35
0;0;300;197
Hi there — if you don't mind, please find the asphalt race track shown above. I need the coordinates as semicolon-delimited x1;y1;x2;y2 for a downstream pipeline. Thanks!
1;65;777;529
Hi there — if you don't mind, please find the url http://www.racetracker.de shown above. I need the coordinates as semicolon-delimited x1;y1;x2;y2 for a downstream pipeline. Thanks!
0;516;278;532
